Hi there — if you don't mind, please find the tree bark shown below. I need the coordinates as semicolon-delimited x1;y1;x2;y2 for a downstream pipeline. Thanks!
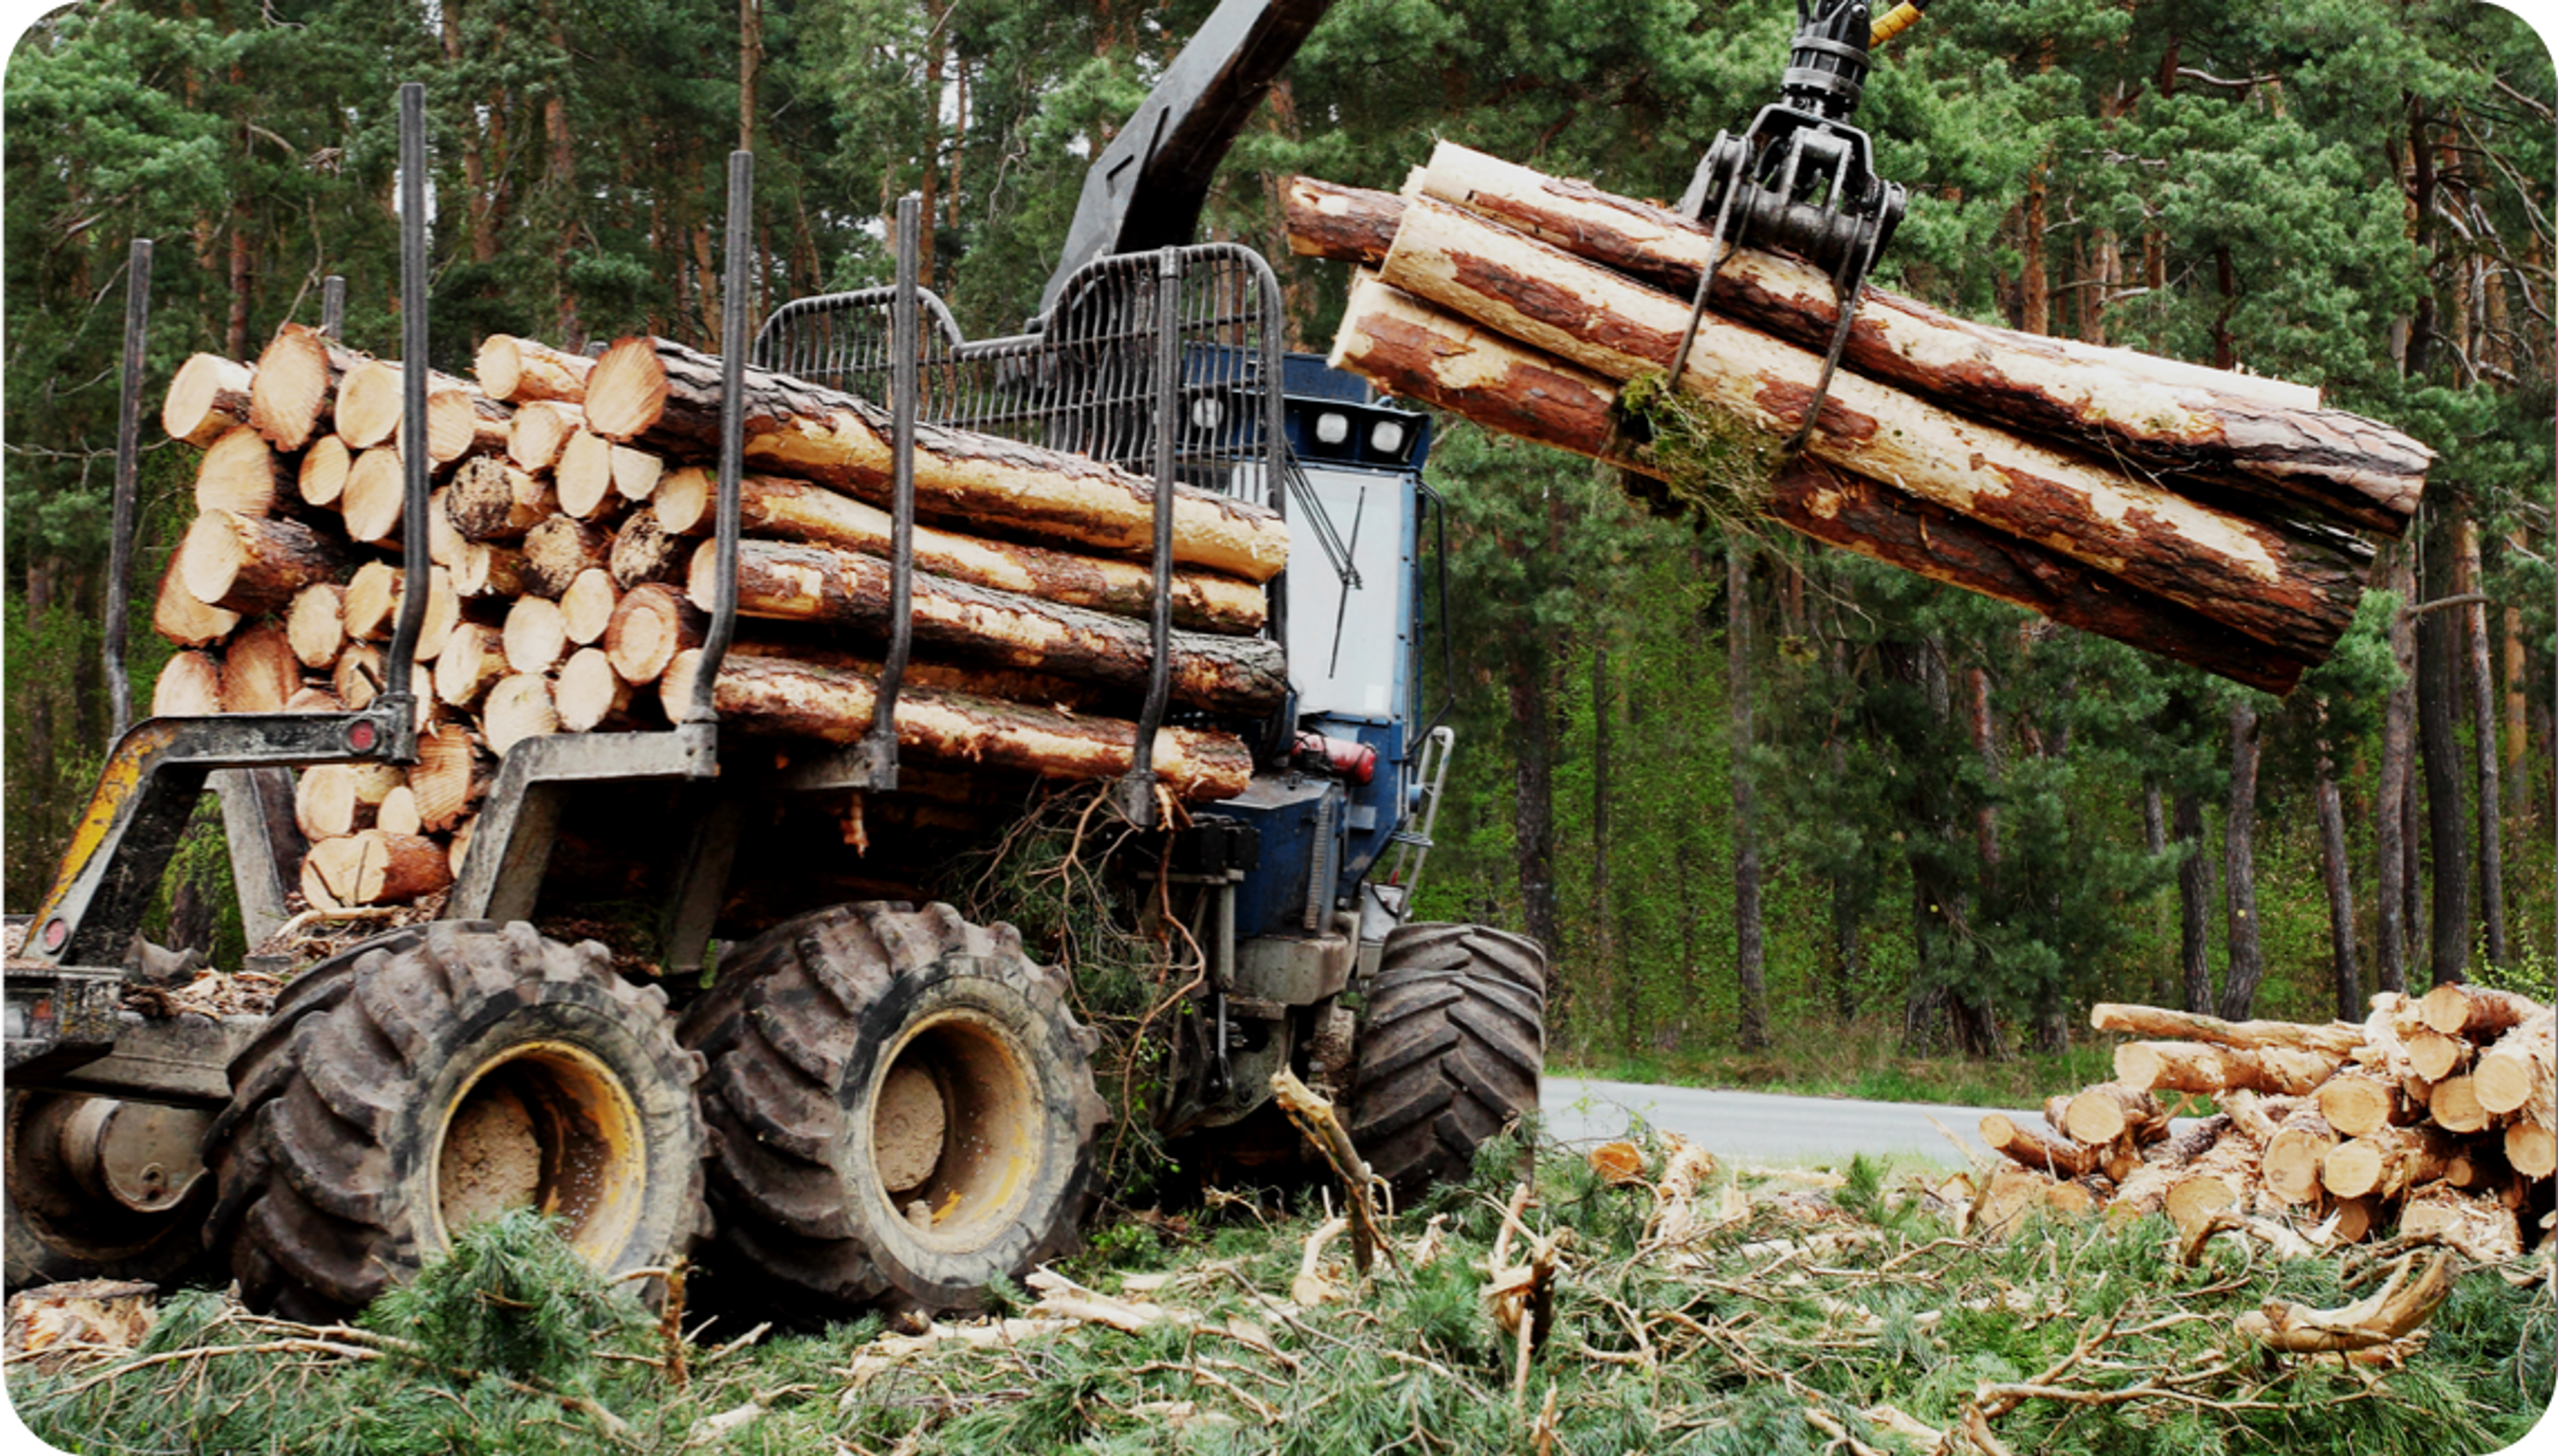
701;538;1288;715
2375;547;2416;992
1298;156;2429;535
2417;496;2470;983
737;474;1267;633
2220;699;2266;1020
2175;788;2216;1013
179;509;350;614
1372;196;2370;665
1328;276;2312;694
475;334;596;405
2460;520;2506;966
2314;704;2363;1022
584;335;1290;582
663;649;1254;801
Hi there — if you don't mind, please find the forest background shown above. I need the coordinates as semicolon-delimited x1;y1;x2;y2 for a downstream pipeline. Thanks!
5;0;2552;1100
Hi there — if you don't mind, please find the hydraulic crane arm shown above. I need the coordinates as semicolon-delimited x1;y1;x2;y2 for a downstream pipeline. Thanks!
1040;0;1336;317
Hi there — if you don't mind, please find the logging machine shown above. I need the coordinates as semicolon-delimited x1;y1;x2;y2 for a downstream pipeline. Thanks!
4;0;1926;1323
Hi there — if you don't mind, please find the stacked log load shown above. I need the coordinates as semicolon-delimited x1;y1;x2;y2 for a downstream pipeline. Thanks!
1286;143;2435;695
150;330;1286;910
1972;990;2555;1262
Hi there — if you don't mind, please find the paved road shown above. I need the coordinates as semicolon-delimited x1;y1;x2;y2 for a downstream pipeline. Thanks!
1542;1075;2041;1164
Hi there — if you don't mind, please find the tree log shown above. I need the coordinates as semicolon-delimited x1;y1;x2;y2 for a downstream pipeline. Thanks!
607;506;688;588
503;595;570;676
332;643;384;708
653;464;711;535
560;568;618;646
1978;1113;2104;1180
476;333;595;404
248;323;359;450
699;538;1288;714
447;456;556;542
340;449;406;544
334;359;463;450
286;584;347;669
454;542;528;600
181;510;349;614
2405;1028;2469;1083
219;621;300;713
524;514;612;598
2260;1114;2339;1206
294;762;404;841
1328;275;2311;693
2417;982;2539;1040
556;430;619;518
508;398;584;472
663;649;1253;802
299;434;353;509
2473;1008;2554;1117
737;474;1268;634
2315;1072;2408;1139
1390;145;2432;536
151;651;223;716
2062;1084;2168;1147
2429;1075;2493;1133
308;830;452;907
2089;1002;2365;1059
2320;1126;2453;1201
396;384;511;468
584;335;1290;582
153;553;240;648
555;647;632;732
604;583;703;686
434;622;509;707
376;785;422;837
163;353;255;447
1372;196;2369;664
2503;1120;2555;1180
342;561;398;642
411;724;491;832
194;426;289;517
482;673;559;758
2113;1040;2339;1097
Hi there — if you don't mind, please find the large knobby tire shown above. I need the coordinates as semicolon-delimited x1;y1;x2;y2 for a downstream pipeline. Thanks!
5;1090;215;1291
679;903;1106;1321
1347;922;1547;1204
203;921;707;1321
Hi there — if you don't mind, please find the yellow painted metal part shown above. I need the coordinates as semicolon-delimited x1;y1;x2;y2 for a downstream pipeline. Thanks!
1870;1;1924;48
427;1038;647;1268
30;721;184;932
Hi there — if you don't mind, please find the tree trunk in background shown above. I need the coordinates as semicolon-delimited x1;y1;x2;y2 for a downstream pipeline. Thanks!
2176;788;2216;1013
2417;496;2469;984
23;561;59;873
2460;520;2506;968
2220;699;2265;1020
2504;530;2529;791
2143;781;2169;1004
1509;643;1560;991
1591;637;1625;1056
1729;543;1769;1051
2375;547;2415;993
2314;703;2363;1022
739;0;761;155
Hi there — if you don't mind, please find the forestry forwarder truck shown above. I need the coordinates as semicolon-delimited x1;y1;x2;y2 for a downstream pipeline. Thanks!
5;0;1555;1323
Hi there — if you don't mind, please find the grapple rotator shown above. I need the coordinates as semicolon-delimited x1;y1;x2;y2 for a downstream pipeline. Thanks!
1668;0;1920;452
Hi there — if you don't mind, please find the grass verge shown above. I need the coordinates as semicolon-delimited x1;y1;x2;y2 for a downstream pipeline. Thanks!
9;1142;2552;1455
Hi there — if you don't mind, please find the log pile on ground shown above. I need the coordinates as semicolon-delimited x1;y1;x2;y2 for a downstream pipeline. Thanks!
1287;143;2435;694
145;332;1283;909
1973;991;2555;1262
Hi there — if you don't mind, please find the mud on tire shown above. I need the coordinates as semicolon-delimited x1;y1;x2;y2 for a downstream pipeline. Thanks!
678;903;1106;1322
203;922;706;1322
1347;922;1547;1204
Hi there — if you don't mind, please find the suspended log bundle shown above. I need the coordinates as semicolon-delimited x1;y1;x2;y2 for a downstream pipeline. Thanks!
1289;144;2434;692
1976;993;2553;1256
150;326;1284;909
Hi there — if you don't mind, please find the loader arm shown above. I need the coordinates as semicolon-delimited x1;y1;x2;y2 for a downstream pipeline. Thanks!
1040;0;1336;317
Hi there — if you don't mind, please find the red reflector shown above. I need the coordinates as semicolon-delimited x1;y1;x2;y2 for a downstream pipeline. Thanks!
348;720;378;752
40;918;67;951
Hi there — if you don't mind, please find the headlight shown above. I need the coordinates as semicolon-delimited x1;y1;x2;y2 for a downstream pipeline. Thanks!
1369;420;1407;456
1314;411;1350;446
1189;395;1223;431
